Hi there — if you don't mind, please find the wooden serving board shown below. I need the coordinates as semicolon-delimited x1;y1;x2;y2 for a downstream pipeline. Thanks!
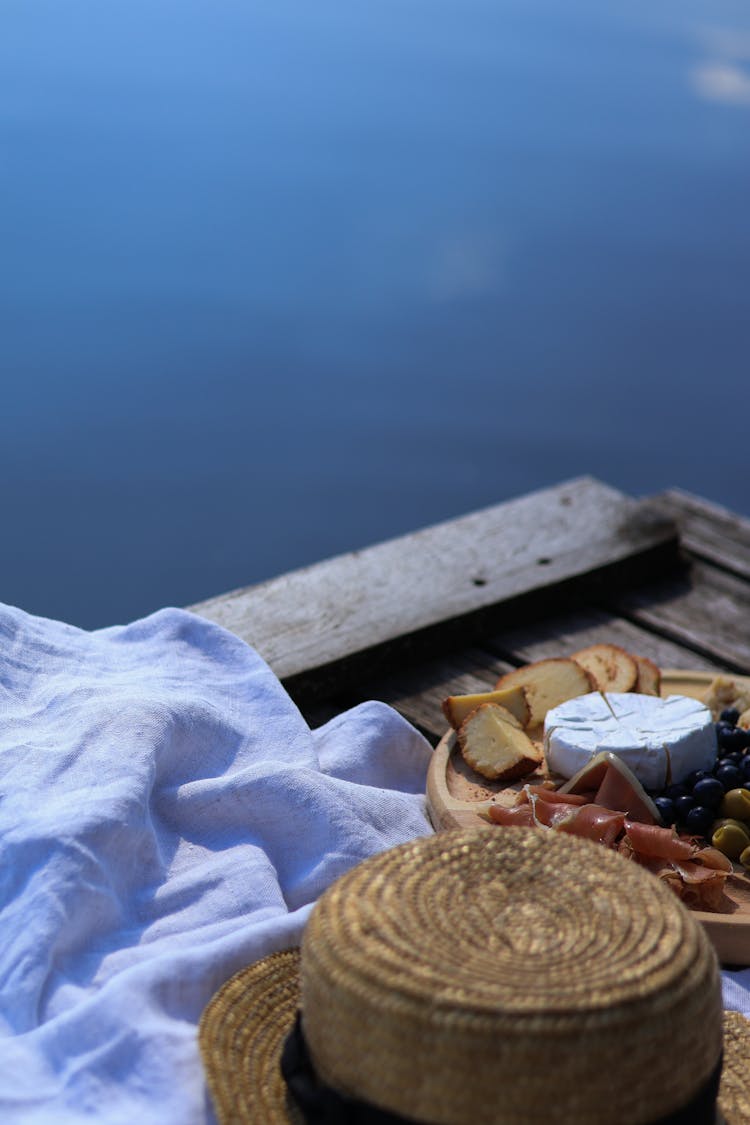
426;670;750;966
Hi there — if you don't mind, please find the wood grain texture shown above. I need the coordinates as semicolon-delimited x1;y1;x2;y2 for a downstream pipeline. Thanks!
357;648;514;743
611;559;750;673
652;489;750;581
190;477;677;700
487;607;726;674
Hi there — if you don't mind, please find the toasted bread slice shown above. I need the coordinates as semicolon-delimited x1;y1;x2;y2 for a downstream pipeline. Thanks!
457;703;542;781
442;685;530;731
495;658;594;727
633;654;661;696
570;644;638;693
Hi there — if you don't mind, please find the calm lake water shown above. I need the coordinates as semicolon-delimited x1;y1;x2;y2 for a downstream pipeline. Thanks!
2;0;749;629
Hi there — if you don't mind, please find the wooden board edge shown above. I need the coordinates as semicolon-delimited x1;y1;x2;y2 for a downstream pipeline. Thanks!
695;913;750;967
426;732;495;831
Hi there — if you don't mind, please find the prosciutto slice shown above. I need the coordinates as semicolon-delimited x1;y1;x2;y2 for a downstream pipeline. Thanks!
620;820;696;861
516;785;590;806
486;803;537;828
628;852;732;912
559;751;659;825
485;770;732;911
555;804;626;847
487;793;590;830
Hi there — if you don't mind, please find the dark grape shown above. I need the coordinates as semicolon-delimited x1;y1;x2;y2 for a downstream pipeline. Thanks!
716;764;744;791
654;796;676;826
675;794;695;821
647;723;750;839
692;777;725;809
684;806;715;836
684;769;713;790
718;727;749;754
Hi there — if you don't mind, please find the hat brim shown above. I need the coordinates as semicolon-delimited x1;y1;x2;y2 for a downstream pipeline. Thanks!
200;949;750;1125
721;1010;750;1124
199;948;303;1125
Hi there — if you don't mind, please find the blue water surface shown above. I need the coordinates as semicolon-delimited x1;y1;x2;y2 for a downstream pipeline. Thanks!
2;0;749;628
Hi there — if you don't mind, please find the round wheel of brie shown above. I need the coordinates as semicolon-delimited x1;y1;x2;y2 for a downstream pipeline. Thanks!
543;692;717;790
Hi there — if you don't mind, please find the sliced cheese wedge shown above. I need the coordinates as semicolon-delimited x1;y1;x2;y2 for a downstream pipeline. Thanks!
442;685;529;730
457;703;542;782
544;691;717;790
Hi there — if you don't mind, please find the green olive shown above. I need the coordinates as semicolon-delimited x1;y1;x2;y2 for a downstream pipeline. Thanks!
740;845;750;869
713;817;750;838
711;822;750;859
718;788;750;821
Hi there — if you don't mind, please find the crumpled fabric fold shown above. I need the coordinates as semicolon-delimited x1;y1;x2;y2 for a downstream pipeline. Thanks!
0;604;433;1123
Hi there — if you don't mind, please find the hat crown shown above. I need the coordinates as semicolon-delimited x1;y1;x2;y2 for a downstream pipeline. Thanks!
301;828;722;1125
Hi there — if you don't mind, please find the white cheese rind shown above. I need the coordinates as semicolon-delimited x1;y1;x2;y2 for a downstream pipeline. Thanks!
543;692;717;789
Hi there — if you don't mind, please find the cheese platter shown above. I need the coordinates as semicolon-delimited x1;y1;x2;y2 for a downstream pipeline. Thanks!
426;666;750;965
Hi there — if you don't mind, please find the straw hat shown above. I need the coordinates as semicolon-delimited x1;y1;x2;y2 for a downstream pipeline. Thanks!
200;828;749;1124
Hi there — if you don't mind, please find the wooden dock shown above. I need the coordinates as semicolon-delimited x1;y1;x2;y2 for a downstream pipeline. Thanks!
190;475;750;743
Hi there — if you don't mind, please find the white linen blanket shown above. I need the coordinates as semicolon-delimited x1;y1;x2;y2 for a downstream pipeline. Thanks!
1;602;748;1124
0;604;433;1123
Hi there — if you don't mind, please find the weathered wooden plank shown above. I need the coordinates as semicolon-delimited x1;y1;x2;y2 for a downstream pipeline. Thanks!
297;608;725;733
487;608;727;675
190;477;677;700
358;648;514;744
651;489;750;582
610;559;750;673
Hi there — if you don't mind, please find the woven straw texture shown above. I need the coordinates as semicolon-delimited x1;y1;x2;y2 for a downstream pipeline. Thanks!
199;954;749;1125
721;1010;750;1124
199;948;304;1125
198;828;745;1125
302;828;722;1125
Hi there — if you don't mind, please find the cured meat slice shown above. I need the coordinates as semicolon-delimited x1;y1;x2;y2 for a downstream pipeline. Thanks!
485;774;733;911
621;821;696;862
631;854;732;912
487;793;579;830
559;751;659;824
693;847;734;872
486;804;536;828
515;785;590;807
670;860;733;911
554;804;626;847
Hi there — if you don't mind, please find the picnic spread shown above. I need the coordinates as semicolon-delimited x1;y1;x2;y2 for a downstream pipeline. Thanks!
3;478;750;1122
